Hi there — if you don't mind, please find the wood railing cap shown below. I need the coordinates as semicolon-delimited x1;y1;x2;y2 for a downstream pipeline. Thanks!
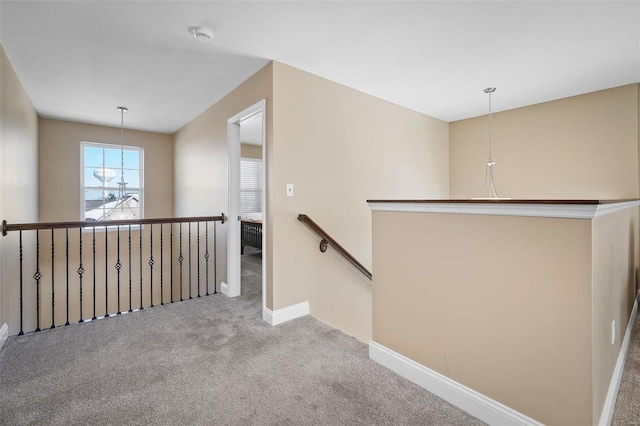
2;214;226;236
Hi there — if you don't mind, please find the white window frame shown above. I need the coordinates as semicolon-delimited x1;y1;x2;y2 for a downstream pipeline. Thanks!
81;141;144;223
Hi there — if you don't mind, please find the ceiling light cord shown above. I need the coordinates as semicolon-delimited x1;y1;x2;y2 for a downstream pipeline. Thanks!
484;87;496;164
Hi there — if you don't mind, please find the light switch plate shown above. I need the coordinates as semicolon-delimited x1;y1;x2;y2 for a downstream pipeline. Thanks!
286;183;294;197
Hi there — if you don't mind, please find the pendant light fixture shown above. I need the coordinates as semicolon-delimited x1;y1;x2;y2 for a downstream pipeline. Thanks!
474;87;507;199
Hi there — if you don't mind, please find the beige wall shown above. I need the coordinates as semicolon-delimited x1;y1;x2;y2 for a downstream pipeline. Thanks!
0;43;38;333
173;63;273;303
591;206;639;421
241;143;262;159
38;118;173;222
372;210;594;425
450;84;639;199
271;62;449;341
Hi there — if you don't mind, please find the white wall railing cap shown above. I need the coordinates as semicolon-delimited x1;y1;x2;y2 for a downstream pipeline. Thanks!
367;199;640;219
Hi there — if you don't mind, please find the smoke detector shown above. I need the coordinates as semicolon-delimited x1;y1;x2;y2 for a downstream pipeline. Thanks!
190;26;214;43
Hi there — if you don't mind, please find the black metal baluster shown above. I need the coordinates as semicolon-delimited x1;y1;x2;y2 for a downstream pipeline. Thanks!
116;226;122;315
188;222;192;299
179;223;183;302
128;225;132;313
149;224;154;308
139;226;143;310
205;222;210;296
50;229;56;329
213;221;217;294
104;225;109;317
170;224;174;303
34;230;42;332
92;227;96;321
65;228;70;326
19;231;24;335
78;229;85;323
197;221;201;298
160;224;164;305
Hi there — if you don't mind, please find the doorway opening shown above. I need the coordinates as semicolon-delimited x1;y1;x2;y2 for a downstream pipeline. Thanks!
226;100;266;316
239;113;263;303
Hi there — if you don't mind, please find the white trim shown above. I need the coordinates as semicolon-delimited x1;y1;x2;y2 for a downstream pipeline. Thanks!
227;100;266;299
263;301;309;326
598;292;639;426
262;307;274;324
226;118;241;298
260;110;267;317
368;200;640;220
0;323;8;352
593;200;640;218
220;281;230;297
369;341;542;426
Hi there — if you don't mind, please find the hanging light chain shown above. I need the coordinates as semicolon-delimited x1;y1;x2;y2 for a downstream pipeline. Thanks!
484;87;496;164
120;108;125;183
116;106;128;202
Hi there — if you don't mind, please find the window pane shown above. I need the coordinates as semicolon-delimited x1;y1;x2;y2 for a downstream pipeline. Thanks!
82;142;143;221
106;169;126;189
104;148;124;168
122;170;140;188
85;189;107;220
86;167;116;187
123;150;139;169
84;146;103;168
85;191;140;220
105;192;140;220
121;206;140;219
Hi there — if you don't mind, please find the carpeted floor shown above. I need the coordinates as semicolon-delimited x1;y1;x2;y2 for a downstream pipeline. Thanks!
0;247;483;425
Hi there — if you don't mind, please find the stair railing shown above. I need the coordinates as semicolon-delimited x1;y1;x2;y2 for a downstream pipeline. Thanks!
1;214;225;335
297;214;372;281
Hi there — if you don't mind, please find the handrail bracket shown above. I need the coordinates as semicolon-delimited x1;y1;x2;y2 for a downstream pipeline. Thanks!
297;214;372;281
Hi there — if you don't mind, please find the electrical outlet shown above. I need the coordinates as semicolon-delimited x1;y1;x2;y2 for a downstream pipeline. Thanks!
611;320;616;345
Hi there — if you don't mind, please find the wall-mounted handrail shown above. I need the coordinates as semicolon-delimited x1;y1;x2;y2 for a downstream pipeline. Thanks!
297;214;372;281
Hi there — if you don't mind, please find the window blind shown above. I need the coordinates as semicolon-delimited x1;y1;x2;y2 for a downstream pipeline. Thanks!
240;157;263;216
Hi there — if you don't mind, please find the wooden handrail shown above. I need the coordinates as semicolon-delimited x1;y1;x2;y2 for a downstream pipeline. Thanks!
297;214;372;281
2;214;226;236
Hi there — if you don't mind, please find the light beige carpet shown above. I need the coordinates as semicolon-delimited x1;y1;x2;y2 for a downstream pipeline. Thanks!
0;248;482;425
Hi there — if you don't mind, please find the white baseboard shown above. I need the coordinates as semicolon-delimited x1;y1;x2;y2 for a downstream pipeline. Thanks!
221;281;241;298
369;341;542;426
598;292;639;426
0;323;8;352
263;301;309;326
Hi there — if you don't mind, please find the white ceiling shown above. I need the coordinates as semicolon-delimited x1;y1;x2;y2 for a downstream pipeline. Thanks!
0;1;638;134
